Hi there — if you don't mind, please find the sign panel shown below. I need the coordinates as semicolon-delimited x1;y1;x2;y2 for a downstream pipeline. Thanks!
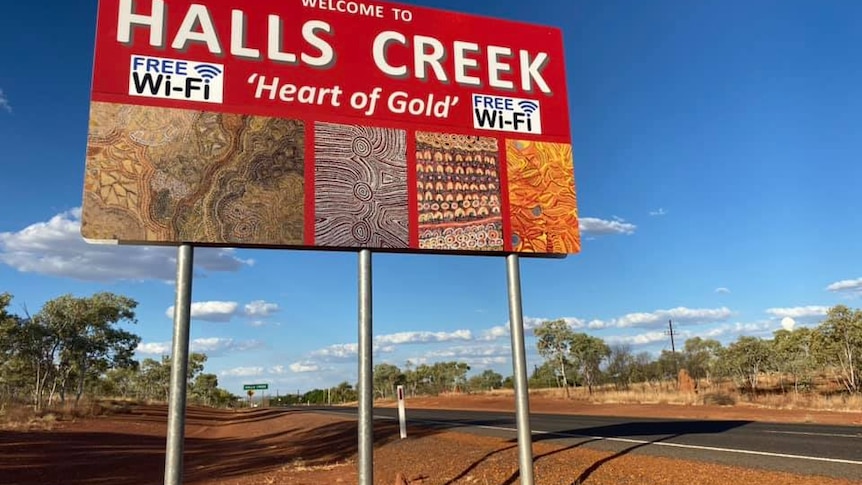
81;0;580;256
243;383;269;390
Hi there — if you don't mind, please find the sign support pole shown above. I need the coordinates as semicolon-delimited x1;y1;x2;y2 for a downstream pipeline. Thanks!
164;243;195;485
506;253;535;485
358;249;374;485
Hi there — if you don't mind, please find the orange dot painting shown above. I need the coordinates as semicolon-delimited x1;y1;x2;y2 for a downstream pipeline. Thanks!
506;140;580;254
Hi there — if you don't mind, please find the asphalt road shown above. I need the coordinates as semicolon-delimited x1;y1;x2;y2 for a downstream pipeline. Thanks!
319;407;862;481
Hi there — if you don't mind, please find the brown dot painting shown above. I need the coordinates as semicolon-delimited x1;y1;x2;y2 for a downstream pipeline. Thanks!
415;132;504;251
81;101;305;245
506;140;580;254
313;122;409;248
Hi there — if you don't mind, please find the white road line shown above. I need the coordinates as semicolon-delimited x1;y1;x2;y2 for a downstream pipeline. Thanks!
764;430;862;439
359;413;862;466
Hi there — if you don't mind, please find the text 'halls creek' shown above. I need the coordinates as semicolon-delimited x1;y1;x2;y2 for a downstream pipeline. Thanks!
116;0;555;95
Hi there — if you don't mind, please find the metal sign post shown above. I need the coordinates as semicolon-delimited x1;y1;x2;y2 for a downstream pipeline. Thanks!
164;243;195;485
243;384;269;408
506;253;535;485
357;249;374;485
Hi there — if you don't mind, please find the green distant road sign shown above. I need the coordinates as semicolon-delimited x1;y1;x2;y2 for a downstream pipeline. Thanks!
243;384;268;390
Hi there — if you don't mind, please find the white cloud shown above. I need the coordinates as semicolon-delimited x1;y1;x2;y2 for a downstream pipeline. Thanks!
197;337;263;353
136;342;171;355
733;321;774;334
190;337;250;353
165;301;239;322
765;306;829;319
307;339;401;362
479;309;729;341
479;325;509;341
244;300;280;317
702;326;729;338
220;365;290;377
781;317;796;331
375;330;472;345
481;317;587;340
0;88;10;113
309;330;473;360
311;343;359;360
610;319;777;348
715;287;731;294
136;337;262;356
220;367;264;377
290;361;320;373
700;321;775;340
0;208;253;282
525;316;586;330
649;208;667;217
425;345;510;359
606;331;668;346
404;354;510;367
579;217;636;236
588;307;733;329
826;278;862;295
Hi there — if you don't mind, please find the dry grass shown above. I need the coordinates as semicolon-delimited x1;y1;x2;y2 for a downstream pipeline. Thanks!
474;379;862;413
261;457;354;484
0;397;137;430
736;391;862;412
0;406;59;431
497;383;704;406
576;388;701;406
288;458;352;472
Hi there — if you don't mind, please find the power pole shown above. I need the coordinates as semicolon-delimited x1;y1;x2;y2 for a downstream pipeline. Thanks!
666;319;680;377
666;319;677;354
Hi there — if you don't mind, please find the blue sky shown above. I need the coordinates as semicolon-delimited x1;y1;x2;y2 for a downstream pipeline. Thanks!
1;0;860;394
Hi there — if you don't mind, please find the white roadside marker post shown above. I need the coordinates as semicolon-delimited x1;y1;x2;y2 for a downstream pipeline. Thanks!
397;385;407;439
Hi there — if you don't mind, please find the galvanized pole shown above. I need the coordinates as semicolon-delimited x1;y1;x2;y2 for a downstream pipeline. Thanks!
164;243;194;485
506;253;535;485
357;249;373;485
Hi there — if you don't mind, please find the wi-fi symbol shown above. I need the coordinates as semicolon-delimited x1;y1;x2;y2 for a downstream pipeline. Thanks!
194;64;222;80
518;100;539;115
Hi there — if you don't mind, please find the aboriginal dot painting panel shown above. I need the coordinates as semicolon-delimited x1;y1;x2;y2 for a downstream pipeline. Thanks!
81;101;305;245
415;132;504;251
506;140;580;254
313;122;409;248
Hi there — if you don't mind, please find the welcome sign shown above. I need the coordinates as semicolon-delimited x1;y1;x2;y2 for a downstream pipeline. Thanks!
81;0;580;256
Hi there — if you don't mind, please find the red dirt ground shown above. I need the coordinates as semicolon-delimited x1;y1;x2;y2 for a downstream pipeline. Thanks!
1;393;859;485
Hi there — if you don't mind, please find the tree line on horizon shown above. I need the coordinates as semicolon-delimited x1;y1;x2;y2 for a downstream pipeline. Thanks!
531;304;861;398
2;291;860;411
0;292;236;410
294;304;861;405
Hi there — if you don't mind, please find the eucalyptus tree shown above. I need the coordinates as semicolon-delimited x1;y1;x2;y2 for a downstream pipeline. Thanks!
772;328;816;394
817;305;862;393
682;337;723;386
534;319;575;397
568;332;611;395
0;292;139;409
37;292;140;406
719;336;773;393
